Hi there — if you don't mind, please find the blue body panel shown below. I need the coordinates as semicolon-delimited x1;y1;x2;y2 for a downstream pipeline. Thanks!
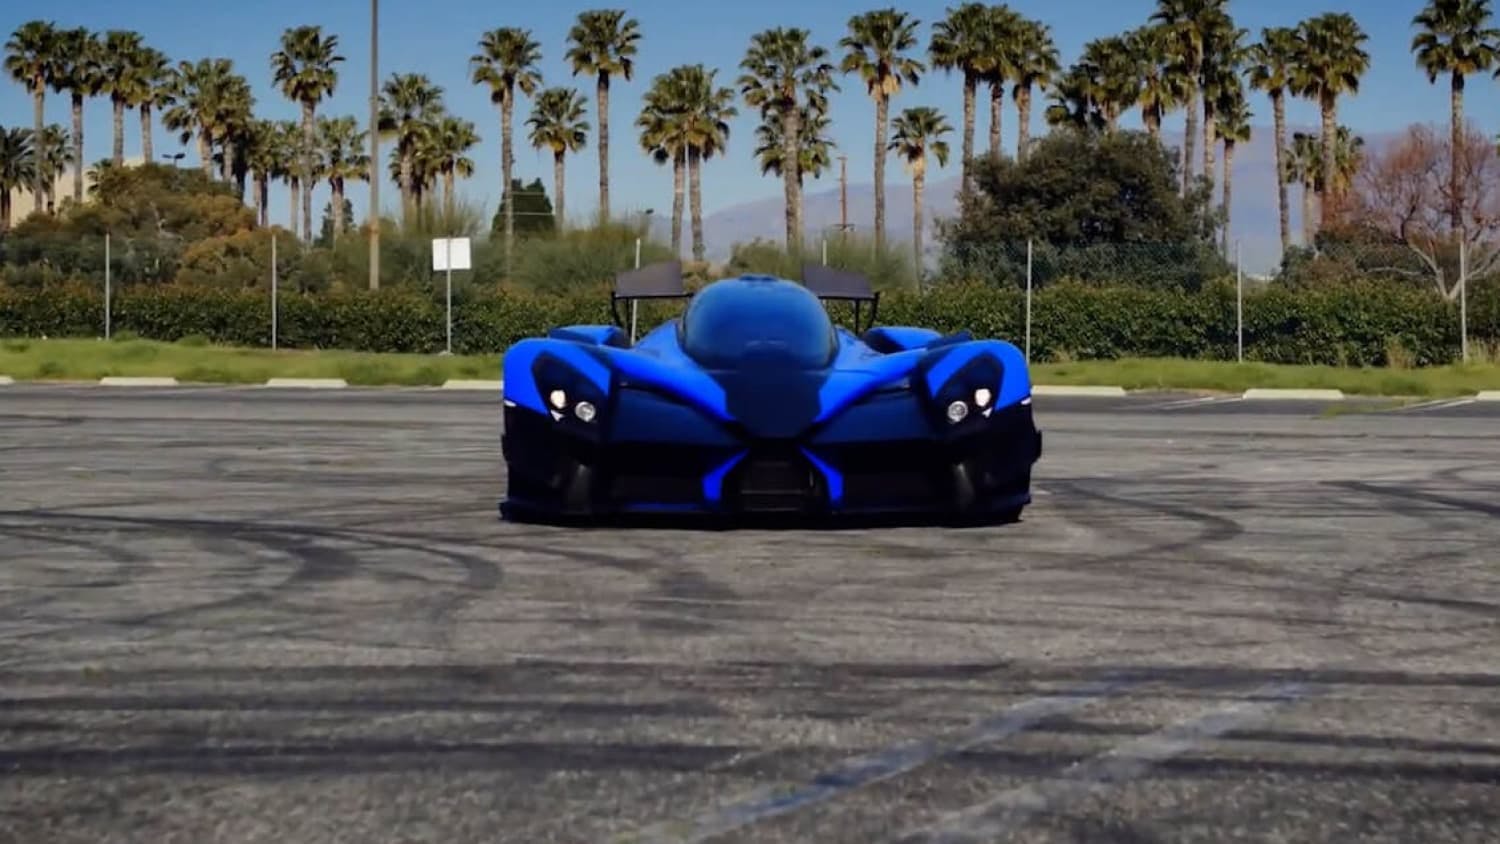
501;275;1036;515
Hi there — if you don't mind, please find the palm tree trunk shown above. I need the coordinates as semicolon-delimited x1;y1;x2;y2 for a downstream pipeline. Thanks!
689;146;705;262
1202;99;1217;199
140;104;154;163
198;129;213;178
32;85;45;210
221;140;235;184
1222;138;1235;255
960;71;976;194
552;150;566;229
782;96;801;253
1182;82;1198;194
290;178;300;239
1016;84;1032;161
400;151;413;213
671;147;685;258
444;170;455;220
913;167;925;283
988;79;1002;160
71;93;85;202
302;102;315;242
874;93;888;252
256;174;268;227
597;72;610;224
1;192;10;230
1319;93;1336;232
112;97;126;164
1143;105;1160;140
1451;71;1464;232
334;179;347;237
1272;90;1289;255
502;94;514;259
1302;178;1315;245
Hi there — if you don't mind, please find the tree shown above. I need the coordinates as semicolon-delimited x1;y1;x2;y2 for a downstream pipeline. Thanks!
676;65;736;262
979;6;1021;160
565;9;641;224
5;20;60;211
471;27;542;265
1411;0;1500;231
495;177;554;236
377;72;444;214
0;125;36;229
1246;25;1303;256
1150;0;1232;194
1008;16;1059;162
431;115;479;220
888;105;951;278
752;101;835;190
132;47;172;164
637;72;689;256
96;30;145;166
526;86;589;229
271;25;343;243
1294;13;1371;231
1128;25;1186;142
318;115;369;240
945;127;1214;248
841;8;924;253
928;2;990;193
1343;122;1500;299
50;27;101;203
1215;80;1251;254
739;27;839;252
1198;16;1246;199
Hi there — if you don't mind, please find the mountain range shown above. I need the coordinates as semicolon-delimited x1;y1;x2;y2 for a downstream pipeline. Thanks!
665;123;1401;277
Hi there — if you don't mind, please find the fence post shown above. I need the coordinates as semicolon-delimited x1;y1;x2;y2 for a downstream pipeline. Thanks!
630;237;641;344
1024;239;1033;363
1460;237;1469;364
104;232;111;340
1236;239;1243;364
271;232;278;350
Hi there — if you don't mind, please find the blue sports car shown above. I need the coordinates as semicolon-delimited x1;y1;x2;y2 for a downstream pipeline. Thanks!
499;262;1041;523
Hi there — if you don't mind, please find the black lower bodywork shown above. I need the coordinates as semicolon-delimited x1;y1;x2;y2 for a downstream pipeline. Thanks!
500;401;1042;526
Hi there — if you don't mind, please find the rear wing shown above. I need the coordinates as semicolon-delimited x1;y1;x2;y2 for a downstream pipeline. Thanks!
610;260;690;337
802;264;880;332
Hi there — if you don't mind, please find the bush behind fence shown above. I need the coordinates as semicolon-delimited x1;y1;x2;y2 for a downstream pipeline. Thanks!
3;279;1495;367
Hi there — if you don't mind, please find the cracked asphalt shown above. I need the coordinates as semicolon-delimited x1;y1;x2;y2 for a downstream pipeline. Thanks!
1;385;1497;843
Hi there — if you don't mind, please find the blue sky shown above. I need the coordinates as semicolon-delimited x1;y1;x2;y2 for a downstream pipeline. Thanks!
2;0;1493;231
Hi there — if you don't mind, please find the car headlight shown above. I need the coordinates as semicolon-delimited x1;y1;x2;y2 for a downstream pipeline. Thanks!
946;400;969;423
928;354;1003;426
574;401;597;423
531;354;606;428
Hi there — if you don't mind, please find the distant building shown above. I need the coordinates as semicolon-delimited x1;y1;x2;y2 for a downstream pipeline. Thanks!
6;155;146;221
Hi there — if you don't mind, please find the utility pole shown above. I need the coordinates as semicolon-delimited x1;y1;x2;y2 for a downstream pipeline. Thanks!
838;155;849;236
367;0;380;290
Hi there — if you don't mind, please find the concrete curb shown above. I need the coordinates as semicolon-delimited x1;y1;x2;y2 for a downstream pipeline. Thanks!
1242;388;1345;400
1031;385;1127;397
1476;390;1500;401
263;378;348;389
441;379;504;391
0;375;13;385
99;376;179;386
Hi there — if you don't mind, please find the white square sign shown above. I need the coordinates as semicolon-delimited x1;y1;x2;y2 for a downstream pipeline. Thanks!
432;237;472;271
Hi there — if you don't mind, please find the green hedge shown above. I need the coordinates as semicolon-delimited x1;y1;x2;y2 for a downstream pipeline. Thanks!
2;280;1495;366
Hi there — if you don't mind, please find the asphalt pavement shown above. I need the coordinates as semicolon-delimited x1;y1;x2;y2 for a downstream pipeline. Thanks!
1;385;1497;843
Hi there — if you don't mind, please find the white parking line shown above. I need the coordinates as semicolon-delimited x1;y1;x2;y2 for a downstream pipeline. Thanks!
895;682;1309;843
1391;397;1476;413
1136;395;1243;411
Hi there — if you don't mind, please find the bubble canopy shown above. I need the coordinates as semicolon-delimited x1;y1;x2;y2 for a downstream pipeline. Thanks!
678;276;837;369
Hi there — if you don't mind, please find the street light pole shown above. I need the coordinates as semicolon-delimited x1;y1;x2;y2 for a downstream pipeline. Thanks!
368;0;380;291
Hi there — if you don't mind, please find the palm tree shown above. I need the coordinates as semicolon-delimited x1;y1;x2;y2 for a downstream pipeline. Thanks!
131;47;172;164
1412;0;1500;230
1008;16;1059;161
888;106;951;281
318;115;370;239
161;58;240;181
96;30;146;165
377;72;445;214
565;9;641;224
271;24;344;242
1246;25;1302;255
637;73;690;255
1150;0;1232;194
978;6;1022;160
211;72;256;197
840;8;924;253
1215;82;1251;254
753;101;835;191
1199;19;1246;198
677;65;736;262
432;115;479;219
1287;126;1363;244
1294;12;1370;231
928;2;990;192
1085;35;1144;131
1044;64;1103;132
0;125;36;229
1129;25;1186;142
5;20;60;211
526;86;589;228
273;120;303;232
49;27;99;203
36;124;72;212
739;27;839;252
244;119;279;226
470;27;542;261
